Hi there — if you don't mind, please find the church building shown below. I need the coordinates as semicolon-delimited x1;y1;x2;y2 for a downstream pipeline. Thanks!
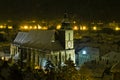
10;14;75;69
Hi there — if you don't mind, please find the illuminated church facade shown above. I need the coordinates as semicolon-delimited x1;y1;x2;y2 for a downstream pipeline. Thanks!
10;14;75;69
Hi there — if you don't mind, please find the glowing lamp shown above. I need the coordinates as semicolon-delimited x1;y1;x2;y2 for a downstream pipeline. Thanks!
82;50;87;54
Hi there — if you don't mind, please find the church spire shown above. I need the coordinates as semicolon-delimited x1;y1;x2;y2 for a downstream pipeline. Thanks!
61;12;72;30
64;12;68;19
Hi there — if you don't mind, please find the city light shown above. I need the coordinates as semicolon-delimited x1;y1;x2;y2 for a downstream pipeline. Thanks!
73;26;79;30
56;24;61;29
83;26;87;30
38;25;42;29
19;24;49;30
80;25;87;30
93;26;97;30
34;65;40;69
0;25;3;28
0;25;6;28
1;57;5;60
115;27;120;31
24;25;29;29
34;26;37;29
32;20;36;23
8;26;13;29
29;26;33;29
80;25;83;30
42;26;48;30
73;21;76;24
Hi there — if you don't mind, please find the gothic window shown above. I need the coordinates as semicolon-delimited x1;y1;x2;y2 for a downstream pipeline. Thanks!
69;33;70;40
69;54;71;59
50;55;52;60
55;56;57;65
62;56;65;62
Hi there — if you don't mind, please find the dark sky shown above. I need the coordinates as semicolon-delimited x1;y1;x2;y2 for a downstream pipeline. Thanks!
0;0;120;21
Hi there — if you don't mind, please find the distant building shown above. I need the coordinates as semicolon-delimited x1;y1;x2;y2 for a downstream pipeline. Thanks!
111;62;120;80
76;47;99;67
10;15;75;69
101;51;120;65
81;61;107;80
0;46;11;61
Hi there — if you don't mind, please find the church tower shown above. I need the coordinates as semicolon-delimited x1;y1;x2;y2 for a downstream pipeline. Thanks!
58;13;74;49
57;13;75;63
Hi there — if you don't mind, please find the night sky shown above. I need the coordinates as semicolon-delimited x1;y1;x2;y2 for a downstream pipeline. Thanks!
0;0;120;22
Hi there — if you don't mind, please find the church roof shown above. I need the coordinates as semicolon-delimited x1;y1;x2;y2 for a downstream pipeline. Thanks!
102;51;120;61
82;61;106;77
13;30;63;51
111;62;120;73
13;32;28;45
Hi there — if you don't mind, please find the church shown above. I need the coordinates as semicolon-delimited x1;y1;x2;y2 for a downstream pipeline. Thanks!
10;14;75;69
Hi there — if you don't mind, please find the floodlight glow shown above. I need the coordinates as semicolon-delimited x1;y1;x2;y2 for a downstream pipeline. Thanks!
82;50;87;54
41;58;47;69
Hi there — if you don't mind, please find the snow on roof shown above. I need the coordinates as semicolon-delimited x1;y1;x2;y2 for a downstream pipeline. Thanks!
13;32;28;44
102;51;120;61
82;61;106;77
13;30;63;51
111;62;120;72
23;30;54;48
